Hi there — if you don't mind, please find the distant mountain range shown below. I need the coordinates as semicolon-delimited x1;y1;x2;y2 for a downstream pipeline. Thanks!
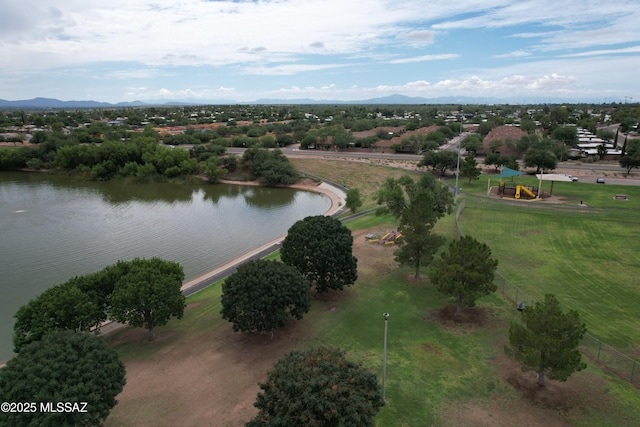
0;97;148;109
0;94;577;109
0;94;497;108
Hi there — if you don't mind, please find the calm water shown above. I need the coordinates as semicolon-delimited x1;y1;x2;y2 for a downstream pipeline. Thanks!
0;172;330;362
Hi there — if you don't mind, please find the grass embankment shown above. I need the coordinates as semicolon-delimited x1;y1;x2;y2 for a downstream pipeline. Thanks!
106;162;640;426
290;157;420;211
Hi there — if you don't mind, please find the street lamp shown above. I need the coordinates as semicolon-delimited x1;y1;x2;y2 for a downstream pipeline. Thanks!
454;118;462;206
382;312;390;402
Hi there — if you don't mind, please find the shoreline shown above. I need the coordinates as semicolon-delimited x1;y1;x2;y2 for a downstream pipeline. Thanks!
94;179;347;337
181;178;346;292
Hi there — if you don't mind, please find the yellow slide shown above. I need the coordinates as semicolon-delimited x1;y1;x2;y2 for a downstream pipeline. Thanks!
515;185;536;199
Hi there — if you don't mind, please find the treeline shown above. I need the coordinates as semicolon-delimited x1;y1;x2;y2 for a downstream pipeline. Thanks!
0;130;299;185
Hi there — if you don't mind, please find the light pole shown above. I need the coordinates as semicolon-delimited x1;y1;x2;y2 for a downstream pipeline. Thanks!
382;312;389;402
454;119;462;206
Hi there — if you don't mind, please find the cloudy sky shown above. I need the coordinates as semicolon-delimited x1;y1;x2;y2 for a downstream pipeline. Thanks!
1;0;639;103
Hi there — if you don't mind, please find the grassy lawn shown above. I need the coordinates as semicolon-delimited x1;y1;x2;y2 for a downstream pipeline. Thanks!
105;162;640;426
107;207;640;426
454;173;640;209
456;195;640;351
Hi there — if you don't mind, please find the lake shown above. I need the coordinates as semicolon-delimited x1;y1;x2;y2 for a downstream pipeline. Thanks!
0;172;330;363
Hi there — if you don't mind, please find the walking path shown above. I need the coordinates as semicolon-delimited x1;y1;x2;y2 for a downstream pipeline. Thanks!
99;180;347;336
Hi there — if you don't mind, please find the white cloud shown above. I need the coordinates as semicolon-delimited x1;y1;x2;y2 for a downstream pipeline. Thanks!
1;1;639;102
434;0;640;52
399;29;436;45
388;54;459;64
242;63;346;76
105;69;173;80
561;45;640;58
493;50;531;59
144;87;238;100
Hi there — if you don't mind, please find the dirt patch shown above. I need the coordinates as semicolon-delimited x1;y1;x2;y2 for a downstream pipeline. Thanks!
106;224;395;426
351;229;399;282
107;319;309;427
429;303;494;333
185;301;203;313
440;344;615;427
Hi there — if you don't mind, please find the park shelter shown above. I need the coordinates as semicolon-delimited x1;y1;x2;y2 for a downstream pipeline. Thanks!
535;173;573;195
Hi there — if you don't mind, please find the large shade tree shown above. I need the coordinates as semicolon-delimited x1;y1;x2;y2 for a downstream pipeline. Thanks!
619;139;640;174
108;257;185;340
418;150;458;176
0;331;126;427
376;174;453;279
429;235;498;315
505;294;587;387
247;347;383;426
13;273;111;352
220;260;310;333
281;215;358;293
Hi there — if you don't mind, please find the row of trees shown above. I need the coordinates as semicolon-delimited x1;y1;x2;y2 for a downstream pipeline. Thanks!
238;172;588;424
221;215;358;334
2;257;186;424
14;257;185;350
374;172;587;389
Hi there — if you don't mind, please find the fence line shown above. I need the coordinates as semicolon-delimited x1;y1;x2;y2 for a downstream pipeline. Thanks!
458;200;639;385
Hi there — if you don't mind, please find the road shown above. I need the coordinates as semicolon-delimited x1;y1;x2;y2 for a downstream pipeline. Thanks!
178;135;639;188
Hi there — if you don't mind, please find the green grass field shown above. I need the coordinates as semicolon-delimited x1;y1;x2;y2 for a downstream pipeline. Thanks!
453;192;640;350
457;173;640;209
106;162;640;426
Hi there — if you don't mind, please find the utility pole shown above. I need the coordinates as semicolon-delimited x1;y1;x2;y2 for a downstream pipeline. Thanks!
382;312;389;402
454;114;462;206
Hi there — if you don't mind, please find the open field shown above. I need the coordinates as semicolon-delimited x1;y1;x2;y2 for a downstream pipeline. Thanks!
104;161;640;426
105;210;640;426
455;195;640;352
289;157;420;211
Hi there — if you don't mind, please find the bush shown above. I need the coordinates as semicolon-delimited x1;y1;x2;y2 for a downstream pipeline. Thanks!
25;158;42;170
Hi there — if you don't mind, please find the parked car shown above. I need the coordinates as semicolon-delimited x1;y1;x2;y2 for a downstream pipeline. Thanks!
567;175;578;182
596;177;605;184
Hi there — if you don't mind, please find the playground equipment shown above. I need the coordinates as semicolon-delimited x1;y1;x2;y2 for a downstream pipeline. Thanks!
383;232;402;245
366;231;402;245
515;185;536;199
498;181;538;200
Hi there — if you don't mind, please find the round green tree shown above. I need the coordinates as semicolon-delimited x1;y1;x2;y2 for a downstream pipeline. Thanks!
281;215;358;293
13;277;106;353
430;235;498;315
247;347;383;426
108;257;185;340
0;330;126;427
221;260;310;333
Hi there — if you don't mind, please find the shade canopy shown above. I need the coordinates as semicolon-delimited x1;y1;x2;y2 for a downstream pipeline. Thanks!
496;166;525;179
535;173;573;182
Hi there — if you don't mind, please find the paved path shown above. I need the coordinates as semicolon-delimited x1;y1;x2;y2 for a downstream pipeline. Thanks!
99;180;347;336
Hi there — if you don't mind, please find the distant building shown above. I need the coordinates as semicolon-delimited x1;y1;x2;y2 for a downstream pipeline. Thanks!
482;125;526;156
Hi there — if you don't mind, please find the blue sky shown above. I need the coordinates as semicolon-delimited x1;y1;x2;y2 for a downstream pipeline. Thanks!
1;0;639;103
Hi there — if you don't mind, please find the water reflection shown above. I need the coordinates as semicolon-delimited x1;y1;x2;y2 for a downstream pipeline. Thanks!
0;171;330;363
